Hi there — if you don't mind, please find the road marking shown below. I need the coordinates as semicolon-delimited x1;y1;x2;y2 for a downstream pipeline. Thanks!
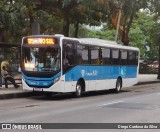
99;100;124;107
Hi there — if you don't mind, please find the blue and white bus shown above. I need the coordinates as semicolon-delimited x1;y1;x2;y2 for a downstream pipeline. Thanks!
21;35;139;97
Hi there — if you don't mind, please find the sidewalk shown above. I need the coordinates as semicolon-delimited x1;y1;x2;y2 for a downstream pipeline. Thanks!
0;74;160;100
0;84;35;100
137;74;160;85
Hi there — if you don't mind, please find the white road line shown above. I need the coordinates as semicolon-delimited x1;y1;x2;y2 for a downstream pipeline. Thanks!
99;100;124;107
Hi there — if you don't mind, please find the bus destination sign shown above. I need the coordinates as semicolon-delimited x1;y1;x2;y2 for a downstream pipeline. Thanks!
27;38;55;45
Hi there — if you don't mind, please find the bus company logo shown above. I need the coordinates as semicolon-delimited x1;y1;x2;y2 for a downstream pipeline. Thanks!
92;70;98;76
81;70;85;77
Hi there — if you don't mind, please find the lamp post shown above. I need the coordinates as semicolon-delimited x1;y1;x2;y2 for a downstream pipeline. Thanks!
158;41;160;79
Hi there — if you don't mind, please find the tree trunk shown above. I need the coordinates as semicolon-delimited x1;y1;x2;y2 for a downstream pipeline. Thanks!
121;30;129;46
63;15;70;37
0;32;3;42
157;45;160;79
0;31;9;42
74;20;79;38
29;13;34;30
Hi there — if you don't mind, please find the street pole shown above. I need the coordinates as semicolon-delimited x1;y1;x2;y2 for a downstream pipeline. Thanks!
31;20;40;35
158;43;160;79
115;3;122;42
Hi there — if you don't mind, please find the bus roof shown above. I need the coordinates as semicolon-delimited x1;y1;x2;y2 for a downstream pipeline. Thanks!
78;38;139;51
22;35;139;52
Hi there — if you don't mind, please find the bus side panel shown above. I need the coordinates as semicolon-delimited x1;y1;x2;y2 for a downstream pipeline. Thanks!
122;66;138;87
122;78;138;88
63;66;120;92
64;65;138;92
22;65;138;93
65;66;97;92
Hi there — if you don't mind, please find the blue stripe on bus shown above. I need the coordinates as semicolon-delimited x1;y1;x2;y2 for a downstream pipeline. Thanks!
65;65;137;82
22;65;137;87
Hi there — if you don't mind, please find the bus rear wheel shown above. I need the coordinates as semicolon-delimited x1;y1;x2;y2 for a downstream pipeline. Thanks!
74;82;82;98
114;78;122;93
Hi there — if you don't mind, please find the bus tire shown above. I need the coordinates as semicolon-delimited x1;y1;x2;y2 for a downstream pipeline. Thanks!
114;78;122;93
74;81;82;98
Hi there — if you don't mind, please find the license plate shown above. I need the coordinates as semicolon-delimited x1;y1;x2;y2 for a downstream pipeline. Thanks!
34;88;43;91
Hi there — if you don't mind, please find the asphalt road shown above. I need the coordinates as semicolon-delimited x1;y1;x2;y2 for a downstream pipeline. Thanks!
0;83;160;131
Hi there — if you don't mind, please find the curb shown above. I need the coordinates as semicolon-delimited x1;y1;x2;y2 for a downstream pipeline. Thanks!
0;92;36;100
0;81;160;100
136;81;160;86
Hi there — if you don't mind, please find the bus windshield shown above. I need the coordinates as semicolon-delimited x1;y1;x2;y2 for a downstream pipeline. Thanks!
22;46;61;72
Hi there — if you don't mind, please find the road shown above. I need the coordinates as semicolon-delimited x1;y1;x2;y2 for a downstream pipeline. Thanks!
0;83;160;131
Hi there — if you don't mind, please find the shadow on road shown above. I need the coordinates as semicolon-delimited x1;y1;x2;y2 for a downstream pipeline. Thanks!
29;89;130;101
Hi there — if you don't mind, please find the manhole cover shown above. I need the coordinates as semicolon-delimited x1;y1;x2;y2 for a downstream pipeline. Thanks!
102;102;160;110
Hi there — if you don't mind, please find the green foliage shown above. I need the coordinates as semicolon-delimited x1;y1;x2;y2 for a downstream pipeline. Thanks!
129;26;146;57
37;10;63;34
128;11;159;62
0;0;159;64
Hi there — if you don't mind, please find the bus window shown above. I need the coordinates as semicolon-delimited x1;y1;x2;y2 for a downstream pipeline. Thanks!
76;45;82;64
99;48;103;65
102;48;111;65
63;42;77;66
120;50;127;65
81;45;89;64
112;49;120;65
128;51;137;65
22;47;60;71
135;52;139;65
90;46;99;65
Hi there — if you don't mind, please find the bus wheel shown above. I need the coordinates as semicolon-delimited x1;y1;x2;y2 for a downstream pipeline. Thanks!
75;81;82;98
114;78;122;93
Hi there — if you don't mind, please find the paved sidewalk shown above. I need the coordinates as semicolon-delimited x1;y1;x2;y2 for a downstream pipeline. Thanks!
0;84;35;100
0;74;160;100
137;74;160;85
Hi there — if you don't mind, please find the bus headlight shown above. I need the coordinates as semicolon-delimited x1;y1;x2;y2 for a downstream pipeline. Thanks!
54;77;60;84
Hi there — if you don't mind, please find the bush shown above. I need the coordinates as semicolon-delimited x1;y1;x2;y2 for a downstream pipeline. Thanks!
139;63;158;74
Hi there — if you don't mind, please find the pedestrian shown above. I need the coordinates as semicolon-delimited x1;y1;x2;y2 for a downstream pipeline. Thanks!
1;59;9;71
1;66;20;88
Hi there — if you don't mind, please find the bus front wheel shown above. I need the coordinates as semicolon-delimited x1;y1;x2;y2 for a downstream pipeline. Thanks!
74;82;82;98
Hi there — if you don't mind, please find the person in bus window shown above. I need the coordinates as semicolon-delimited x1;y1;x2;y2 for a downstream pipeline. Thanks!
63;54;70;67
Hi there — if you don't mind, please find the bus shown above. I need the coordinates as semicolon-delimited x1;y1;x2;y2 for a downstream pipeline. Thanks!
21;35;140;97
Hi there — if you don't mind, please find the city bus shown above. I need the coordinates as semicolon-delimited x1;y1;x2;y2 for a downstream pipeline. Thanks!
21;34;140;97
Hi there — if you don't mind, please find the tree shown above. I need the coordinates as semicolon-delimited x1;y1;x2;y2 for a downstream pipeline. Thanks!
0;0;18;42
37;10;63;35
148;0;160;79
37;0;81;36
70;0;108;37
0;0;32;43
129;12;158;61
99;0;148;45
